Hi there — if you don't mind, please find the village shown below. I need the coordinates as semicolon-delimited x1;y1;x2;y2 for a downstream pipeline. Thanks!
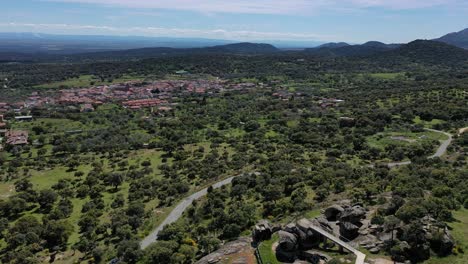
0;77;346;154
0;78;249;150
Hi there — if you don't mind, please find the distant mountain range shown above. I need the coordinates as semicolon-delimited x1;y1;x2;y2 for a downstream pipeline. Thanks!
305;41;402;57
63;42;280;61
0;28;467;56
0;32;239;54
0;32;321;54
0;28;467;65
433;28;468;49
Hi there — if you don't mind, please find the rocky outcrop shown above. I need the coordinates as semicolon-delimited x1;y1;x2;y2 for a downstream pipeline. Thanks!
339;205;366;224
340;221;360;240
252;220;273;242
196;237;254;264
324;205;344;221
299;250;329;264
436;231;455;256
278;230;298;252
422;216;455;256
252;199;456;263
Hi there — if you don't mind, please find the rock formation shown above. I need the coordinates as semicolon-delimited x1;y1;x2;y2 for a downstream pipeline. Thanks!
252;199;456;263
252;219;274;242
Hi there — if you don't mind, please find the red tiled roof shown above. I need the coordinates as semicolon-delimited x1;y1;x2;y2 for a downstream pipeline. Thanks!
6;130;29;145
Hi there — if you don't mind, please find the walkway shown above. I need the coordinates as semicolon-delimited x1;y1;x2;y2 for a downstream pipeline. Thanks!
310;224;366;264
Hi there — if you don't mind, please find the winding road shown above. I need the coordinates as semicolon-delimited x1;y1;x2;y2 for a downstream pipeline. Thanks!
139;129;454;249
140;176;237;249
387;128;452;168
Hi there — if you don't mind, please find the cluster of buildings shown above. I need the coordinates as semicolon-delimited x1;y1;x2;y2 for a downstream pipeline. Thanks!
0;102;8;113
229;82;258;91
10;80;229;112
5;130;29;146
272;90;306;100
0;115;6;130
0;78;261;151
0;115;30;150
122;99;168;110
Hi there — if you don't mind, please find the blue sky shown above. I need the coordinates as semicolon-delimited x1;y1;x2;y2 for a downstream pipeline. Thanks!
2;0;467;43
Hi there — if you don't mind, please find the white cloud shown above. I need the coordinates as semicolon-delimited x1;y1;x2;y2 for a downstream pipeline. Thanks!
0;22;335;41
348;0;457;9
44;0;323;14
44;0;461;14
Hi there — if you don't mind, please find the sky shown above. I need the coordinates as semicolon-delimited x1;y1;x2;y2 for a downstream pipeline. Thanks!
2;0;467;43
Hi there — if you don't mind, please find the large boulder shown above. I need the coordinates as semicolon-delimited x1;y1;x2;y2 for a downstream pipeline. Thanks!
313;216;333;233
390;241;411;262
428;228;455;256
409;243;431;262
439;231;455;256
299;250;329;264
278;231;298;252
369;247;380;254
252;220;273;242
376;231;397;245
339;221;360;240
324;205;344;221
285;222;307;242
284;223;297;233
297;218;325;248
339;205;366;225
296;218;314;233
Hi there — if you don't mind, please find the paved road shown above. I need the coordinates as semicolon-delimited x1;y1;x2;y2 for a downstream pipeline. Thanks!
425;128;452;159
140;176;236;249
387;128;452;168
310;224;366;264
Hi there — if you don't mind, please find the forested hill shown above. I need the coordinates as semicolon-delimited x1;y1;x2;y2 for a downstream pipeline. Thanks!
316;42;350;48
372;40;468;67
303;41;400;57
71;42;280;61
0;42;279;62
434;28;468;49
1;39;467;67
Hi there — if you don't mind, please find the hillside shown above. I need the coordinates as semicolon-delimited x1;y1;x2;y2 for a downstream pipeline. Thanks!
206;42;279;53
376;40;468;66
434;28;468;49
304;41;399;57
316;42;350;48
0;42;280;62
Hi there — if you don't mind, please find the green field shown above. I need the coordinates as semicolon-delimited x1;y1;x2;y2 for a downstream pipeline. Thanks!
258;233;281;264
369;72;406;79
11;118;86;138
367;129;448;150
413;116;445;127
